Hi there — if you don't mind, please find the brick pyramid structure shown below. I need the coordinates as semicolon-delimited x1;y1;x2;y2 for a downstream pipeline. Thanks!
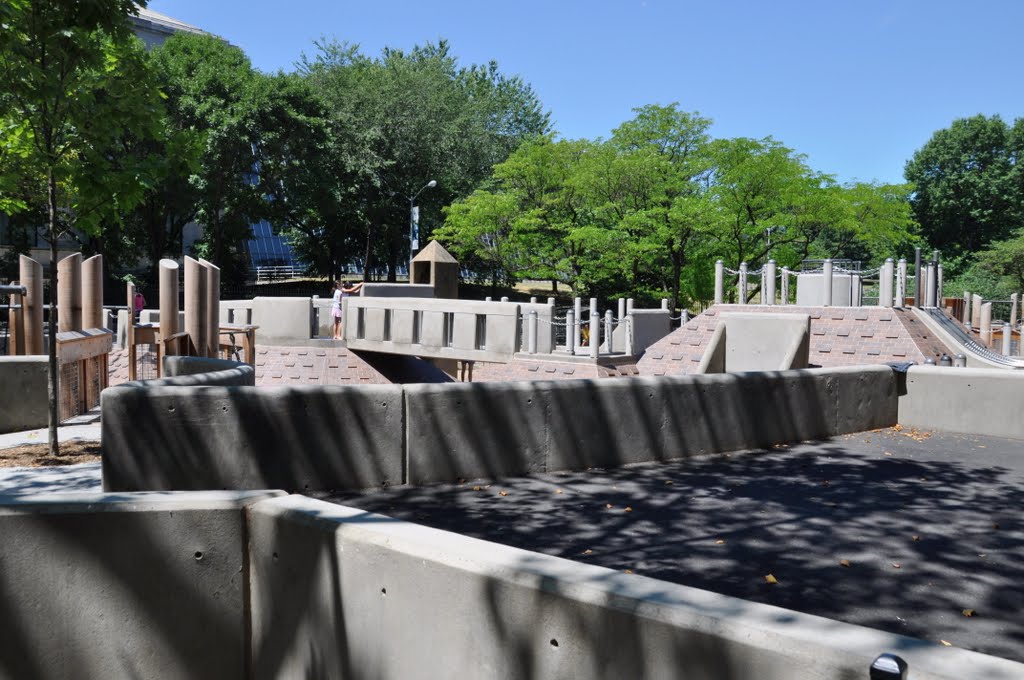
636;304;954;376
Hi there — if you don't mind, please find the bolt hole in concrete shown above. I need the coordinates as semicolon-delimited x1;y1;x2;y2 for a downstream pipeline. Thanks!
380;587;386;596
167;406;175;412
222;405;228;412
527;398;532;404
550;639;558;648
194;551;203;561
272;552;278;561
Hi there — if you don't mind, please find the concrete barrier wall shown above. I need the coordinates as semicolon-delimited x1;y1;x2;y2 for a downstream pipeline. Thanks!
0;491;282;680
103;366;896;492
899;365;1024;439
405;365;897;485
102;384;404;492
247;494;1022;680
0;356;49;434
163;355;254;381
627;309;672;355
252;297;313;345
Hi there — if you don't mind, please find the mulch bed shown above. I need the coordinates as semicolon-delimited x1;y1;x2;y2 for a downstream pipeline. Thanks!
0;440;102;468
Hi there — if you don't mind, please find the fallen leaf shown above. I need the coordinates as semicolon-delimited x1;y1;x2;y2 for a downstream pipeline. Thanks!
623;569;633;574
664;481;674;486
582;549;592;555
555;489;563;494
962;609;976;617
892;563;902;569
624;506;633;513
912;535;920;542
839;559;851;567
884;451;893;456
977;445;986;449
606;503;613;509
472;486;482;491
940;640;952;646
498;491;508;497
715;539;726;545
978;553;987;558
764;574;778;584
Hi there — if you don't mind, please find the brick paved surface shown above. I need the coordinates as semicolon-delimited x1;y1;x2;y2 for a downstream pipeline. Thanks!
637;304;955;376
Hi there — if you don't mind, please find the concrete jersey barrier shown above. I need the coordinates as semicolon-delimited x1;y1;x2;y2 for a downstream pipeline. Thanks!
102;365;897;493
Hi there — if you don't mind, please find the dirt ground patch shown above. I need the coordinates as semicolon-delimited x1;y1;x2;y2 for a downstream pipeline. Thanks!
0;440;102;468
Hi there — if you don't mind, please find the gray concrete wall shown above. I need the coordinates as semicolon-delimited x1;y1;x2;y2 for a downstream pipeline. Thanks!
0;356;49;434
405;366;896;485
795;273;856;306
102;384;404;492
0;491;282;680
359;283;434;298
698;312;810;373
252;297;313;345
899;365;1024;439
162;355;255;382
627;309;672;355
103;365;897;493
247;494;1022;680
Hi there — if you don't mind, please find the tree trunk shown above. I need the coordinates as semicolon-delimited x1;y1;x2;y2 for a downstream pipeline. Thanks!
46;168;60;457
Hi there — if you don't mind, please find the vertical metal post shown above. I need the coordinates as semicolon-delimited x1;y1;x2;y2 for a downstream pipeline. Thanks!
765;259;776;305
617;298;626;324
565;308;575;353
527;310;538;354
714;259;724;305
573;297;582;353
879;259;894;308
913;247;922;307
822;259;833;307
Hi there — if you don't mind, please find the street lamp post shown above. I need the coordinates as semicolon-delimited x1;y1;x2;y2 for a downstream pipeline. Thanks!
408;179;437;278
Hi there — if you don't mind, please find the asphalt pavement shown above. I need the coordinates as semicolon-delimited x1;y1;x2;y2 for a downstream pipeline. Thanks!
325;427;1024;664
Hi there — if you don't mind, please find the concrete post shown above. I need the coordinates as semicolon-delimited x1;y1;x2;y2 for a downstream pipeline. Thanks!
617;298;625;323
626;298;634;315
924;264;937;308
500;296;509;303
1001;322;1011;356
879;259;894;308
527;310;537;354
738;262;748;303
781;267;789;305
851;275;863;307
57;252;83;332
896;258;907;307
1010;292;1018;329
962;291;971;325
564;308;575;353
200;259;220;358
530;296;537;304
937;263;944;302
184;256;208;357
19;256;43;355
980;302;992;347
589;298;599;358
159;259;180;354
714;259;724;305
625;314;634;355
765;259;776;305
573;297;582;353
972;294;983;330
547;297;555;306
822;259;833;307
6;281;25;355
913;247;922;307
485;297;492;302
604;310;613;353
661;298;668;310
82;255;104;330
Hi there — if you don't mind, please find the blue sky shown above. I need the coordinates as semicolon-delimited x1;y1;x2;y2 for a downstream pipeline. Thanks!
148;0;1024;186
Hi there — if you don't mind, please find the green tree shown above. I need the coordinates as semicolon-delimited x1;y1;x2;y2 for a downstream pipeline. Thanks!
0;0;163;454
301;39;549;280
904;114;1021;257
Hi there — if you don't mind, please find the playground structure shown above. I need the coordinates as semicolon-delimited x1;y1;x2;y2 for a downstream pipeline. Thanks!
0;253;113;432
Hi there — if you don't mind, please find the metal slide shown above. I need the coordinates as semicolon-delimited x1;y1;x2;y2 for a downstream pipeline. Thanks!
913;307;1024;369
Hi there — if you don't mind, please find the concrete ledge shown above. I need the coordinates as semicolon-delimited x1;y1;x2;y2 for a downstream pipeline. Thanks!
899;365;1024;439
0;356;48;433
163;355;254;381
102;385;404;493
405;366;897;485
247;494;1024;680
0;491;283;680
